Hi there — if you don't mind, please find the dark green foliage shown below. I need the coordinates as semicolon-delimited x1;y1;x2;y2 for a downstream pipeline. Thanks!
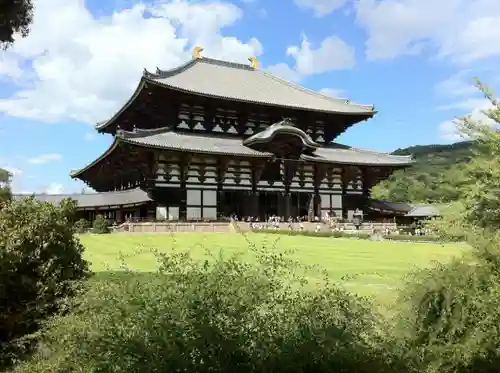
0;168;12;205
392;80;500;372
14;248;403;373
0;197;90;369
396;257;500;373
0;0;33;48
372;141;473;203
74;218;90;234
92;215;109;234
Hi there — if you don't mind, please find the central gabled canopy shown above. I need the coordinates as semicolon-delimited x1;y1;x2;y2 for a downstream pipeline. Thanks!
243;120;319;155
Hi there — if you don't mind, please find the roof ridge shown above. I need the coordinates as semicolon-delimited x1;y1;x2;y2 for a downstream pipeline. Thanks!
149;56;374;111
258;69;375;110
147;57;254;79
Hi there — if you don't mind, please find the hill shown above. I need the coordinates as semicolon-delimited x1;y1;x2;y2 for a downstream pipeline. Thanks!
371;141;473;203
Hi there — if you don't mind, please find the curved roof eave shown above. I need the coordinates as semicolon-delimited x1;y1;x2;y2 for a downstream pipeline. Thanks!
70;138;121;178
301;154;414;167
95;78;147;132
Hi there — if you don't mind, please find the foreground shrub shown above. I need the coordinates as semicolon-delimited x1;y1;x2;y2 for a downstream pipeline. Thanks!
92;214;109;234
395;249;500;373
0;197;90;369
16;246;404;373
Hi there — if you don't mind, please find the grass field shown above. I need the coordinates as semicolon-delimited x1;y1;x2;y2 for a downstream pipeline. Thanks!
80;233;468;302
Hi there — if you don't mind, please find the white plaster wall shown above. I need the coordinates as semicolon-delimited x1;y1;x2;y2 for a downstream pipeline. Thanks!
187;190;202;205
203;190;217;206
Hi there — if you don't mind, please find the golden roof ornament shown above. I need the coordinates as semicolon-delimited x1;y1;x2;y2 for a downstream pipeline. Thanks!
192;46;203;59
248;56;259;69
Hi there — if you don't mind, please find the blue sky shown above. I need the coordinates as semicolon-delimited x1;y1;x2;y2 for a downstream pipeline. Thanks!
0;0;498;194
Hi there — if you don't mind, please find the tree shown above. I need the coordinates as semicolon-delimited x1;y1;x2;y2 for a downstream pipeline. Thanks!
395;79;500;373
0;0;33;48
92;214;109;234
0;168;12;205
456;79;500;230
0;196;90;369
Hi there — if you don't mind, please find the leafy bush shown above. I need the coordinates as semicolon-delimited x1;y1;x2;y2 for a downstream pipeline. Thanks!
74;218;90;234
395;256;500;373
92;215;109;234
0;168;12;206
0;197;90;369
15;247;404;373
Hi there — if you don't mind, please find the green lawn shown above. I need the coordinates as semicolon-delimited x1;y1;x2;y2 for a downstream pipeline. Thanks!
80;233;468;301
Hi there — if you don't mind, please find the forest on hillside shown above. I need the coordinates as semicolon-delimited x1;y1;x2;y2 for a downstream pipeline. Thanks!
371;141;473;203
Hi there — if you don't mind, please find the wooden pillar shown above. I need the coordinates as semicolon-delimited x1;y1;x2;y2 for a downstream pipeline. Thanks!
341;166;348;219
361;167;371;216
251;159;265;219
216;158;229;219
313;163;328;220
179;155;192;221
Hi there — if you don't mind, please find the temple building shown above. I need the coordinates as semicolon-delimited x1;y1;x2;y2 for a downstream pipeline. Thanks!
67;48;412;222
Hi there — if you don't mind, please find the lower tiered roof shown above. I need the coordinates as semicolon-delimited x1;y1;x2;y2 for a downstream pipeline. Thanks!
13;188;151;209
72;125;412;180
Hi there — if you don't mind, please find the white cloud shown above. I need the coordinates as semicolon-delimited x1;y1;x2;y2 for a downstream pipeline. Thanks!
0;0;263;124
267;35;355;83
319;87;347;98
44;183;64;194
266;63;302;83
355;0;500;62
287;35;355;74
27;153;62;165
438;120;463;142
294;0;348;17
84;132;96;141
434;70;477;99
437;95;494;141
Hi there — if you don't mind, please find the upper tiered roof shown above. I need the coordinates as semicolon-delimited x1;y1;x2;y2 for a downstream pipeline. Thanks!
96;52;375;132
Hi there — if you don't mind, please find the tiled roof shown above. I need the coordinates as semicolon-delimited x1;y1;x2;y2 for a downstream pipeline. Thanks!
406;205;441;217
13;188;151;208
119;127;272;157
306;146;413;166
368;200;441;217
116;127;412;166
143;58;375;115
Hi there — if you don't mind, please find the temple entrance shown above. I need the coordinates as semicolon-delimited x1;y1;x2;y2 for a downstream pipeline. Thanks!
218;190;248;219
291;192;311;219
258;192;279;219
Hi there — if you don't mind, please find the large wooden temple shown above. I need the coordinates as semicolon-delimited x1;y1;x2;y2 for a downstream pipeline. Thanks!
67;48;412;222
